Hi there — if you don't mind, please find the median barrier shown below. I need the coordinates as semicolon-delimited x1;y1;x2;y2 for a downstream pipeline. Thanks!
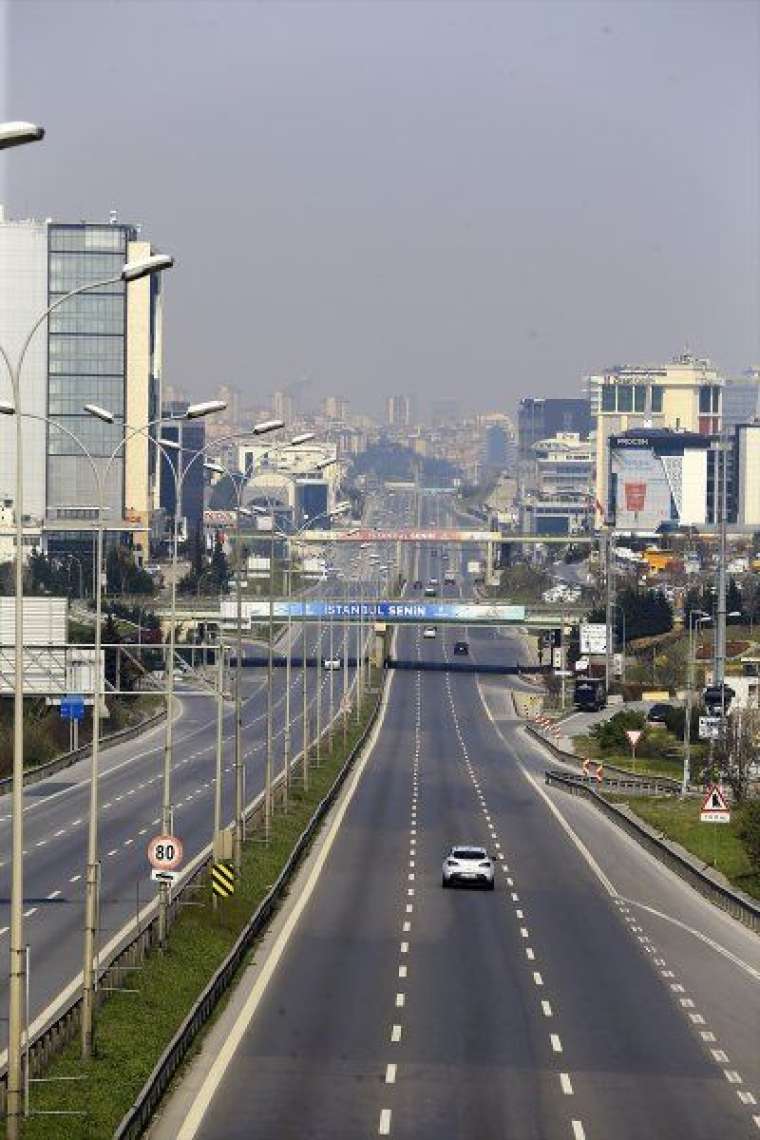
544;769;760;935
112;676;388;1140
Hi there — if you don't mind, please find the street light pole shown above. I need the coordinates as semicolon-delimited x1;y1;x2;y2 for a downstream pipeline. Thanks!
265;509;275;840
0;119;44;1140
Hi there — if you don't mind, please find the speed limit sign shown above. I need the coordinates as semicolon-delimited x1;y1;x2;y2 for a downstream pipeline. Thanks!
147;834;184;871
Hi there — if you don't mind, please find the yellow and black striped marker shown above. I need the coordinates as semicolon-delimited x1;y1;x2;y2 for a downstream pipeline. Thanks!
211;860;236;898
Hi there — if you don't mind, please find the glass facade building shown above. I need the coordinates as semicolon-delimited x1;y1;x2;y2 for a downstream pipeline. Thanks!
46;224;134;519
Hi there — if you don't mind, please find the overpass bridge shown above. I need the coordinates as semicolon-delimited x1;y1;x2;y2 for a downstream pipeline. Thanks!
296;527;596;545
212;598;587;631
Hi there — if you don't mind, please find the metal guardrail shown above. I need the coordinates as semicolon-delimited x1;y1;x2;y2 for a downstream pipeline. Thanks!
545;769;760;934
113;682;386;1140
525;724;682;791
0;705;167;796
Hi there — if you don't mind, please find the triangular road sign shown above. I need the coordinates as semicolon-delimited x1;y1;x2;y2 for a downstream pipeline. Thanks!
701;785;729;813
700;784;730;823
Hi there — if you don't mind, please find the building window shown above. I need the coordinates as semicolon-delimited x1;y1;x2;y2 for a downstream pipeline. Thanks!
651;386;663;412
617;385;633;413
601;386;615;412
634;386;646;412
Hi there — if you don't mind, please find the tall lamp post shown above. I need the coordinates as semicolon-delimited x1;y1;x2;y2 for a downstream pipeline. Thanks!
683;610;711;797
0;248;173;1096
0;118;44;1137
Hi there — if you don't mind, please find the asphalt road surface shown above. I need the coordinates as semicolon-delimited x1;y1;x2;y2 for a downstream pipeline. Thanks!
177;526;760;1140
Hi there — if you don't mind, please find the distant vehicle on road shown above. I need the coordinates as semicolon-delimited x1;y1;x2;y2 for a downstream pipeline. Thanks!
323;657;342;670
428;577;439;585
646;702;672;725
442;846;494;889
444;573;456;585
413;579;422;589
573;677;606;712
424;587;438;597
453;640;469;655
423;626;437;639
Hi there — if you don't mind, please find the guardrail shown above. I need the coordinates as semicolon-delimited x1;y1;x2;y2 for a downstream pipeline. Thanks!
0;671;385;1122
545;769;760;934
0;705;167;796
113;681;386;1140
525;724;683;792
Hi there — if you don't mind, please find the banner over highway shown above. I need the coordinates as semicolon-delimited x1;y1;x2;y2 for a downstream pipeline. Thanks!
299;528;496;543
221;599;526;624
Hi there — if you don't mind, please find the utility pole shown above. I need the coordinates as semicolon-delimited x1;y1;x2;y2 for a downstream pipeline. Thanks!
714;433;727;700
604;527;616;692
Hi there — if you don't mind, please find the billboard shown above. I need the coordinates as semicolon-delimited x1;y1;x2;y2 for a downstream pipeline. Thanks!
610;446;674;531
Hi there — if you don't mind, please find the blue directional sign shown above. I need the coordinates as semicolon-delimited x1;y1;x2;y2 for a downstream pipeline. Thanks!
60;694;85;721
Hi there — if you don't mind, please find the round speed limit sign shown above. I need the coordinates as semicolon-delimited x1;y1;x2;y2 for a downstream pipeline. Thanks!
147;834;184;871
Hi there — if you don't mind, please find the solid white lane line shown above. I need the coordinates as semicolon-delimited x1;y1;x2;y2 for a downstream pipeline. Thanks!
541;1000;553;1017
550;1033;563;1053
385;1064;397;1084
391;1024;402;1043
379;1108;392;1134
560;1073;573;1094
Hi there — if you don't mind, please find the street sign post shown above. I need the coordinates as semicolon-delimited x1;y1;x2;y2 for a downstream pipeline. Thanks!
147;834;184;872
60;694;85;721
700;785;730;824
698;716;722;741
625;729;642;771
211;861;235;899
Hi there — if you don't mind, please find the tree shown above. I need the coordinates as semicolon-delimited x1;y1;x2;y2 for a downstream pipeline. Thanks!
738;799;760;871
590;709;647;752
715;709;760;805
211;532;230;593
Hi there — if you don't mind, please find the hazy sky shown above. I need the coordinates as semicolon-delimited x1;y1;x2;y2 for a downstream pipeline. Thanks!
2;0;759;419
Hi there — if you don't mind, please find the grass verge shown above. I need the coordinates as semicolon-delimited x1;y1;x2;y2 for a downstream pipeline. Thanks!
13;688;382;1139
572;733;690;780
607;794;760;902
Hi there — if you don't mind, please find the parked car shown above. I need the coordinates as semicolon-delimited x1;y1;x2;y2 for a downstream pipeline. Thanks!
646;702;673;725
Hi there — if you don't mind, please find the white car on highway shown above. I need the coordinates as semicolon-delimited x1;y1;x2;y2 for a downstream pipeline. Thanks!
423;626;437;639
323;657;342;670
441;846;495;889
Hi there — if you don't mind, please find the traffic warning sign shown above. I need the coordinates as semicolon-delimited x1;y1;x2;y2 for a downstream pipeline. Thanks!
211;861;236;898
700;785;731;824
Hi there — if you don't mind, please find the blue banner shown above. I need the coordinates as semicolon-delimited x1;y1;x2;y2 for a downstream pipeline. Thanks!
222;600;526;623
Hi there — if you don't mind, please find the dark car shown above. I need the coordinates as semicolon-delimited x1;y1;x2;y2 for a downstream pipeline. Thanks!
646;702;672;725
424;587;438;598
453;641;469;655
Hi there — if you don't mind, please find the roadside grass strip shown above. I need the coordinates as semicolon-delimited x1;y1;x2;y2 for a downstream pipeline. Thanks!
11;702;380;1140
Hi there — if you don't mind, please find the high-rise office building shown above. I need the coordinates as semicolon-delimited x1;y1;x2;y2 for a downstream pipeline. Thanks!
386;394;413;427
322;395;348;421
0;209;164;556
272;390;294;423
590;353;724;522
160;401;205;541
517;398;590;460
723;369;760;432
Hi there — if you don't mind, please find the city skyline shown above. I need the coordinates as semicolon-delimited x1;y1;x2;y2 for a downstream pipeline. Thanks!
3;1;758;418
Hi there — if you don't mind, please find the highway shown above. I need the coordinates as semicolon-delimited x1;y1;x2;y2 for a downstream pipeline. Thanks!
0;513;397;1048
163;509;760;1140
